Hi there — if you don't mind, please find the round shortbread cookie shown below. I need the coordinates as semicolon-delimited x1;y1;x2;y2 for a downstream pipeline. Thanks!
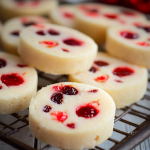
106;25;150;68
0;52;37;114
0;0;58;22
19;23;98;75
29;82;115;150
49;5;76;28
1;16;49;55
69;52;148;109
75;3;146;44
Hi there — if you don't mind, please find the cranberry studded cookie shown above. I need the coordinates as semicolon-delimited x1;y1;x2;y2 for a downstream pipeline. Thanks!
106;25;150;68
0;0;58;21
1;16;49;55
19;23;97;75
49;5;76;28
69;52;148;109
29;82;115;150
75;3;146;44
0;52;37;114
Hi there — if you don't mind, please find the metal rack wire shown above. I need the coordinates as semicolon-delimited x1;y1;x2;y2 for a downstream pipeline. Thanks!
0;69;150;150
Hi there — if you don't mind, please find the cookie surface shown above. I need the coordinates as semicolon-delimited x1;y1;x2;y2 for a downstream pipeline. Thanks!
29;82;115;150
0;52;37;114
50;5;75;28
0;0;58;21
106;25;150;68
19;23;97;75
69;52;148;108
1;16;49;55
75;3;146;44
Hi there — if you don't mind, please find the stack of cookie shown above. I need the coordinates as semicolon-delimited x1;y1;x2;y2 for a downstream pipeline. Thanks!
0;1;149;150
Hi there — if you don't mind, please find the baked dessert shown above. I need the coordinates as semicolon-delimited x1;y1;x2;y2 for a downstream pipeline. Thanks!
19;23;97;75
0;0;58;22
50;5;76;28
69;52;148;109
75;3;146;44
0;52;37;114
29;82;115;149
1;16;49;55
106;25;150;68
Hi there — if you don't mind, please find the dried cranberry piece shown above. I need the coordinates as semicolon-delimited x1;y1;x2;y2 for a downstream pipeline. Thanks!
63;12;74;19
122;10;136;16
89;89;98;93
104;14;118;19
10;30;20;36
62;48;69;52
51;111;68;123
94;60;109;67
62;86;78;95
113;67;134;77
115;79;123;83
94;75;109;83
137;26;150;33
17;64;28;67
36;30;45;36
51;93;63;104
120;31;139;39
0;86;2;89
89;66;98;73
43;105;52;113
48;29;60;35
1;73;24;86
76;105;99;118
0;59;6;68
23;21;36;27
63;38;83;46
67;123;75;129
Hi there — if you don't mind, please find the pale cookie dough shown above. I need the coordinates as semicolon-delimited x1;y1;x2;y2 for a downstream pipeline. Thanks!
0;0;58;22
49;5;76;28
29;82;115;150
19;23;98;75
69;52;148;109
1;16;49;55
106;25;150;68
0;52;37;114
75;3;146;44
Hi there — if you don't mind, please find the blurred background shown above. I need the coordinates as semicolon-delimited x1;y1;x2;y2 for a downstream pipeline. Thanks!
61;0;150;14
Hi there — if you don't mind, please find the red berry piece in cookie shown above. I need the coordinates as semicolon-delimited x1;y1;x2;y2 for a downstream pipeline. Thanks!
94;60;109;67
51;93;63;104
136;42;150;47
43;105;52;113
10;30;20;36
104;14;118;19
69;52;147;109
120;31;139;39
0;52;37;114
0;59;6;68
89;66;99;73
113;67;134;77
51;111;68;123
29;82;115;149
19;23;97;74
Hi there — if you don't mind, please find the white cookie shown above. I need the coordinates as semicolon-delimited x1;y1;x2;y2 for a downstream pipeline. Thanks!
0;0;58;22
69;52;148;109
29;82;115;150
1;16;49;55
106;25;150;68
0;52;37;114
19;23;97;75
50;5;76;28
75;3;146;44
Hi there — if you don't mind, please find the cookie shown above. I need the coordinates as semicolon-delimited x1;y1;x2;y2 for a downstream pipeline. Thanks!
75;3;146;44
106;25;150;68
0;52;37;114
29;82;115;150
1;16;49;55
49;5;76;28
69;52;148;109
19;23;97;75
0;0;58;22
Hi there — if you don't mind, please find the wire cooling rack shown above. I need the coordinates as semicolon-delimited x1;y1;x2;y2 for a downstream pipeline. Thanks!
0;68;150;150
